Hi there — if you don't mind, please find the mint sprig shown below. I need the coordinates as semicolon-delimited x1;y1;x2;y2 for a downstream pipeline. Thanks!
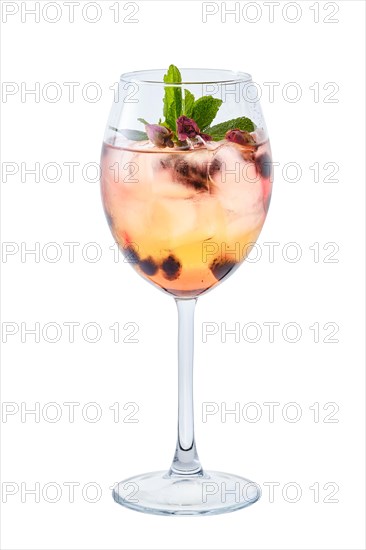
161;65;256;143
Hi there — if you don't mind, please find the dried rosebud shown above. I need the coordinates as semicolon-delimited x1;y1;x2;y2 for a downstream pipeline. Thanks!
199;133;213;142
145;124;174;148
176;116;201;140
242;149;255;162
225;129;256;146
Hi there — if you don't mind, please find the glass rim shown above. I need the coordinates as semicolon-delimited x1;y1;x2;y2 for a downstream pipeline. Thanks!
120;68;252;86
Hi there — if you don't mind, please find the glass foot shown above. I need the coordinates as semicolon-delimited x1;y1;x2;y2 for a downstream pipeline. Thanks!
112;470;261;516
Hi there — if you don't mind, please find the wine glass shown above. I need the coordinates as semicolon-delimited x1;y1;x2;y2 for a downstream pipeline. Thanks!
100;67;272;515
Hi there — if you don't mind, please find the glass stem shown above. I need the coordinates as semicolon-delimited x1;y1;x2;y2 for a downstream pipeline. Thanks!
169;298;203;476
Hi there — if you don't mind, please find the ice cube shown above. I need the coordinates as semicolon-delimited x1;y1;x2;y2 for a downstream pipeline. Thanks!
209;142;265;234
152;148;213;196
149;197;198;243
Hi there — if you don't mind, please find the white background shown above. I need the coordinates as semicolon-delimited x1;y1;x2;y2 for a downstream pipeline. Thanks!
1;1;365;549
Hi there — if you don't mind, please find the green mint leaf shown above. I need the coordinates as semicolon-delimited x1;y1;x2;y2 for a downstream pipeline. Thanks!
205;117;255;140
183;89;195;117
164;103;178;133
191;96;223;131
163;64;182;132
137;117;149;125
113;128;148;141
164;63;182;84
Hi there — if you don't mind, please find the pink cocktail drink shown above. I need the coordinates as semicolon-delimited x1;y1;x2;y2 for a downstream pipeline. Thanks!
101;134;272;297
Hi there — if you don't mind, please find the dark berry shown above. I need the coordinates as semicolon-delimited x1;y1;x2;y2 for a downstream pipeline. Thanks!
123;245;140;264
210;258;237;281
104;210;113;229
161;254;182;281
101;143;108;158
159;155;209;191
255;153;272;179
174;159;208;191
208;157;222;178
139;257;158;276
175;159;189;178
